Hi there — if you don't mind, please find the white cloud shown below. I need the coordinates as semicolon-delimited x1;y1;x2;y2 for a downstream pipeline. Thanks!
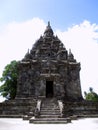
0;18;98;98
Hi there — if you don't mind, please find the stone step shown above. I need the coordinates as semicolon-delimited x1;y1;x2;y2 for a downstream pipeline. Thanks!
40;109;59;111
41;101;57;105
42;99;56;101
41;108;59;110
40;109;60;112
30;117;66;121
41;106;59;109
40;111;60;114
40;110;60;114
42;101;56;103
42;102;57;104
41;105;58;108
40;114;61;118
38;99;62;121
30;120;68;124
40;113;60;115
43;104;58;106
29;117;71;124
42;104;58;106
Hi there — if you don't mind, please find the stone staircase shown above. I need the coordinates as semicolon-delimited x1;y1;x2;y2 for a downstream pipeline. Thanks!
29;98;70;124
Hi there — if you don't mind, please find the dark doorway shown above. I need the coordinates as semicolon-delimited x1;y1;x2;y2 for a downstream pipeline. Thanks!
46;81;53;98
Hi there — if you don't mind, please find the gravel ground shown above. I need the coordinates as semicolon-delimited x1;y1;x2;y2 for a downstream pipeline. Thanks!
0;118;98;130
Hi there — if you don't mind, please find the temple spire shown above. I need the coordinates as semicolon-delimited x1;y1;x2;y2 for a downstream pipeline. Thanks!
48;21;50;27
44;21;53;37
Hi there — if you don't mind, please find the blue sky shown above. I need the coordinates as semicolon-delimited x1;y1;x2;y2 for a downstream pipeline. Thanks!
0;0;98;29
0;0;98;101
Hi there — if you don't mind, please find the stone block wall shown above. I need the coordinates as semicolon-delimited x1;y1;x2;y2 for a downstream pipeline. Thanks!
0;98;37;115
62;100;98;117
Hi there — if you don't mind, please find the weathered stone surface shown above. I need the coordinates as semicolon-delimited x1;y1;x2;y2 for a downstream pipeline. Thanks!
16;22;83;101
62;100;98;117
0;98;36;115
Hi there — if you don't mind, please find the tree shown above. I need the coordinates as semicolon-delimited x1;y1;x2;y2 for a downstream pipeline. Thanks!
0;60;18;99
89;87;93;93
84;87;98;101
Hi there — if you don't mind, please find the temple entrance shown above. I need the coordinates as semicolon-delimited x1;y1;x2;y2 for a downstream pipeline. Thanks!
46;81;53;98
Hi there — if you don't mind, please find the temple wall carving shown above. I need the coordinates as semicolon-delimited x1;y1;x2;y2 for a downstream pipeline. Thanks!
16;22;83;101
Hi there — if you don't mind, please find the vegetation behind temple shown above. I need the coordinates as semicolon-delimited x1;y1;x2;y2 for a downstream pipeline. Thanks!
0;60;18;99
0;60;98;101
84;87;98;101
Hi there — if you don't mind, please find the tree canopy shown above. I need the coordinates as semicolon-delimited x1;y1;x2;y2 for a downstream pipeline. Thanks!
0;60;18;99
84;87;98;101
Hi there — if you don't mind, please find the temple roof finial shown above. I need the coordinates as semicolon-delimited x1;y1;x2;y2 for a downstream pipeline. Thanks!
68;49;75;61
48;21;50;26
44;21;53;37
69;49;71;55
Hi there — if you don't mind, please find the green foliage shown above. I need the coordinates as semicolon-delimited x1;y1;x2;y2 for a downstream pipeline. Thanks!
84;87;98;101
0;60;18;99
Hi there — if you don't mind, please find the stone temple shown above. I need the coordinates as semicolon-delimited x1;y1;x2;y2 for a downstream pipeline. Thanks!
0;22;98;123
16;22;82;101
